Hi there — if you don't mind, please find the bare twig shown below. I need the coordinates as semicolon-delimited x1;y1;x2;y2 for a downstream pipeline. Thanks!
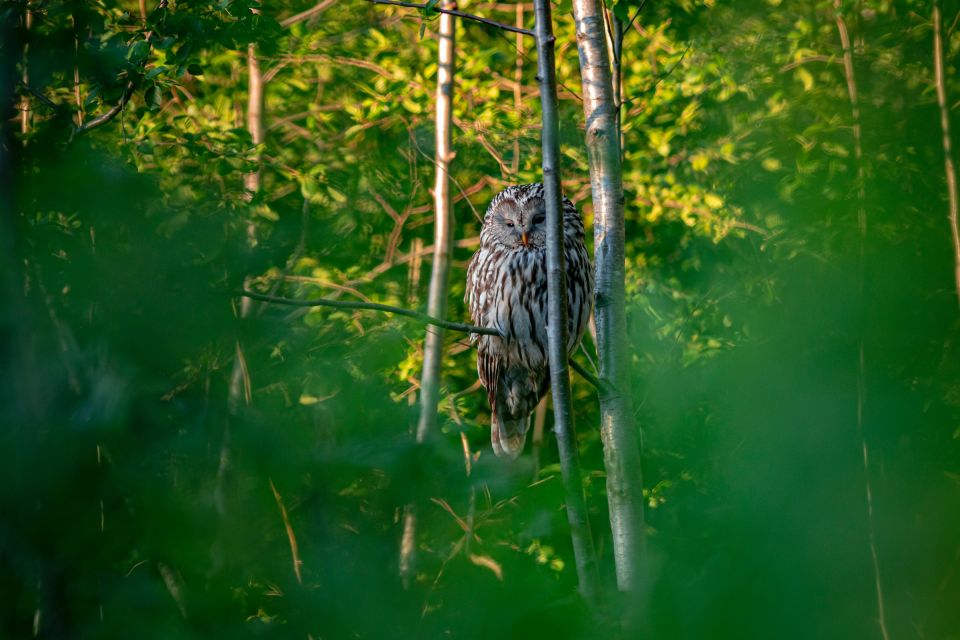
280;0;336;27
622;0;647;39
269;477;304;585
780;55;841;72
407;129;482;221
569;358;603;392
364;0;534;37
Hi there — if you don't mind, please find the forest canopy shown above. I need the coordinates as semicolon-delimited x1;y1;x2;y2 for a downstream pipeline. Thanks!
2;0;960;638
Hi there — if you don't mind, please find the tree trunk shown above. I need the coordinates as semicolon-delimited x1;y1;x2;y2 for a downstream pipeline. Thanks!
934;1;960;309
399;3;457;587
416;1;456;445
220;14;265;516
570;0;646;595
244;42;265;196
511;2;523;175
533;0;601;607
834;6;890;640
20;5;31;136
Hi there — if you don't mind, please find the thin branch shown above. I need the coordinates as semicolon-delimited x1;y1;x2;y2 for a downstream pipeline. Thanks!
17;80;60;113
364;0;534;37
621;46;690;108
407;129;482;221
779;55;842;72
622;0;647;38
280;0;336;27
73;81;136;137
269;477;304;585
569;358;603;392
234;290;500;335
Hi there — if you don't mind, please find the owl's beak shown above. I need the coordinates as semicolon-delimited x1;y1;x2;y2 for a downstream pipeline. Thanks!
520;231;529;246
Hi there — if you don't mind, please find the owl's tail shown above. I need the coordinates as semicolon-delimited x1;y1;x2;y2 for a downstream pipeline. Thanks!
491;409;530;460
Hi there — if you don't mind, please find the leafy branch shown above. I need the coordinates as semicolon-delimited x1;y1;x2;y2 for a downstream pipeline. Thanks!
17;0;169;139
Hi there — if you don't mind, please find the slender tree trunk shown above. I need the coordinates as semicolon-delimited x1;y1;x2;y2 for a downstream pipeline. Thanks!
533;0;601;607
416;2;456;445
834;6;891;640
934;1;960;309
72;13;83;127
20;5;31;136
570;0;646;596
244;42;265;196
220;10;265;515
399;2;457;587
511;2;523;175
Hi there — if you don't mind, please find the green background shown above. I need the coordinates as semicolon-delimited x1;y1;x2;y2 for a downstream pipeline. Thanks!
2;0;959;637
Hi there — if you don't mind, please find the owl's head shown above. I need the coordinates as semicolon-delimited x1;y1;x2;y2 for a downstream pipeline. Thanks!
481;184;584;250
482;184;549;250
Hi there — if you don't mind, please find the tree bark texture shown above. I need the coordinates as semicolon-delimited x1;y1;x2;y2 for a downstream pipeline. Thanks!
934;1;960;309
570;0;646;595
416;2;456;444
533;0;601;607
400;3;457;588
244;43;265;195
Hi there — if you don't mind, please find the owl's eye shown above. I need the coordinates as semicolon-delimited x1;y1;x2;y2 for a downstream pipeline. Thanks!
505;221;515;228
532;214;546;225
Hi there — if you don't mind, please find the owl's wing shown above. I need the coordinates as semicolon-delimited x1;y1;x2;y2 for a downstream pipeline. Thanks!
476;343;500;407
465;245;499;343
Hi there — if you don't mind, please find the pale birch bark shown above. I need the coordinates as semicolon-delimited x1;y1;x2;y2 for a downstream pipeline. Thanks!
533;0;601;607
416;1;456;446
399;2;457;587
570;0;646;595
244;43;265;196
934;1;960;309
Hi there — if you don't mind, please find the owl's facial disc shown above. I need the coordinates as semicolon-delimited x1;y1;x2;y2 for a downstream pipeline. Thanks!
489;193;549;249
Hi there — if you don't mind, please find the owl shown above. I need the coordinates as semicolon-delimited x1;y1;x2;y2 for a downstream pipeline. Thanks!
465;184;593;459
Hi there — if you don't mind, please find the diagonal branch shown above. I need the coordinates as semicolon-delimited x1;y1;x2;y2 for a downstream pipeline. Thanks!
234;290;500;335
235;290;606;391
18;80;60;113
569;359;604;394
73;80;136;137
280;0;336;27
364;0;534;37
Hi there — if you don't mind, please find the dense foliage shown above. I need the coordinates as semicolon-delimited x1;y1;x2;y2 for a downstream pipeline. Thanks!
2;0;959;638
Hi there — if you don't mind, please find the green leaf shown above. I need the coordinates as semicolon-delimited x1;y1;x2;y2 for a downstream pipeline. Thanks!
128;40;150;65
187;63;204;76
145;65;168;80
145;85;163;111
